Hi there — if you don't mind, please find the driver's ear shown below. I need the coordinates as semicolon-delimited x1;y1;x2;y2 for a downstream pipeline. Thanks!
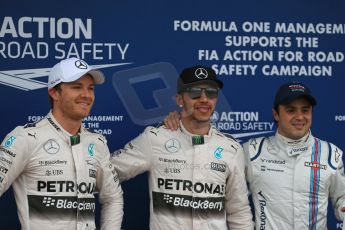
176;94;183;107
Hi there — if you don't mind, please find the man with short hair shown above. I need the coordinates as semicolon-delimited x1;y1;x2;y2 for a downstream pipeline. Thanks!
243;81;345;229
0;58;123;229
111;65;253;229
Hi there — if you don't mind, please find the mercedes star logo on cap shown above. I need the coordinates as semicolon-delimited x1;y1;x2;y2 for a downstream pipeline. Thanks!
165;139;181;153
75;60;88;69
195;67;208;79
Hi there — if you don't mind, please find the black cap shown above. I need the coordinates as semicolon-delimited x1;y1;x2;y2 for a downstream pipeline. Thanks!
273;81;317;108
177;65;223;93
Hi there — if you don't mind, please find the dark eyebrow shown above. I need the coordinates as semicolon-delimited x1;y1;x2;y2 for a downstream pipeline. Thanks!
302;105;312;109
69;82;95;87
69;82;83;86
284;105;311;109
283;105;296;109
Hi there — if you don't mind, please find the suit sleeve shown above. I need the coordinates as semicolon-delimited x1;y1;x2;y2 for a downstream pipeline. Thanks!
0;127;32;196
96;135;124;230
110;126;154;182
225;143;254;230
328;144;345;221
242;140;254;185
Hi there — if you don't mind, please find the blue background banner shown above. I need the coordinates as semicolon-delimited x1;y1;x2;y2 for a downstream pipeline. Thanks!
1;0;345;229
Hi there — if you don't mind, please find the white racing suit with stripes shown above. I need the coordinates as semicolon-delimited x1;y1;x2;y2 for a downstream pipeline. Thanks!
243;131;345;230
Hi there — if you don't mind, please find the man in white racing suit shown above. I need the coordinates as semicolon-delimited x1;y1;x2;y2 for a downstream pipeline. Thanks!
0;58;123;230
243;81;345;229
111;65;253;229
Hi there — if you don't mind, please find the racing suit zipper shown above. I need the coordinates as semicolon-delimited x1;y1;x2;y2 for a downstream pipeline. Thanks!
70;135;81;229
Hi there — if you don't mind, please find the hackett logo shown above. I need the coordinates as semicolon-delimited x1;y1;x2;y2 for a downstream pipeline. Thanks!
210;162;226;172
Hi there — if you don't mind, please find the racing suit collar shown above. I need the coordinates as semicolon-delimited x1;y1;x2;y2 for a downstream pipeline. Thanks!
275;131;313;156
47;111;84;145
179;121;213;145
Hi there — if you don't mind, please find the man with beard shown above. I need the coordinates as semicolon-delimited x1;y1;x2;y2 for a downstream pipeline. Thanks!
0;58;123;229
111;65;253;230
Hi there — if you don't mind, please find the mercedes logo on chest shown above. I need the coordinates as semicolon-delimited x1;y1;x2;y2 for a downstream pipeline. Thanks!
43;139;60;154
165;139;181;153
